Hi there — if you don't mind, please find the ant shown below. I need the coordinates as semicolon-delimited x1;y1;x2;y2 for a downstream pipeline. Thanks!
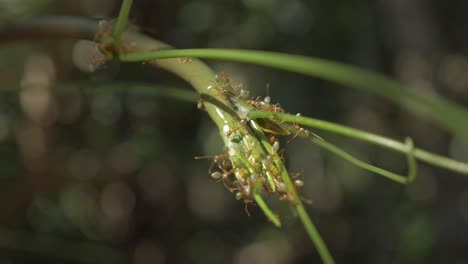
223;122;245;142
194;153;230;174
179;58;193;64
289;169;305;189
287;123;323;143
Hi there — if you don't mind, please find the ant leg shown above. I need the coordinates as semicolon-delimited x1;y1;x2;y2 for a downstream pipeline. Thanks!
222;177;235;191
287;130;301;143
309;130;324;141
244;200;252;216
252;180;281;228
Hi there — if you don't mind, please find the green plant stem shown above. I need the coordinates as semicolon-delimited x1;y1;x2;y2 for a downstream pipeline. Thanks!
311;138;414;184
296;204;335;264
119;49;468;141
248;111;468;175
113;0;133;42
253;180;281;228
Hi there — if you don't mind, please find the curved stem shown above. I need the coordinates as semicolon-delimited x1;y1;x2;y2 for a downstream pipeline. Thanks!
311;138;414;184
119;49;468;141
248;111;468;175
253;180;281;228
296;204;335;264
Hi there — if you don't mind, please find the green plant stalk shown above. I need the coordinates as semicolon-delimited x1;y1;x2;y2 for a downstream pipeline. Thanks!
118;49;468;141
296;204;335;264
248;111;468;175
310;137;417;184
253;180;281;228
113;0;133;42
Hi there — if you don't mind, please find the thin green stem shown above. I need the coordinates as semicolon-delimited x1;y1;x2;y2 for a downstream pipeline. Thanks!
119;49;468;141
253;180;281;228
113;0;133;42
312;138;412;184
296;204;335;264
248;111;468;175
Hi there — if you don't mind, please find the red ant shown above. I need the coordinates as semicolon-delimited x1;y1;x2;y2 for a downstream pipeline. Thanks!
194;153;231;174
287;123;323;143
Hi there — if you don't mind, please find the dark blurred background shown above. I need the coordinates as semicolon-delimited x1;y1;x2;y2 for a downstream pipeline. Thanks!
1;0;468;263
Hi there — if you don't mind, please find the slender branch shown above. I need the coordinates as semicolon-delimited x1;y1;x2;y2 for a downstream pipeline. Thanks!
249;111;468;175
253;180;281;228
119;49;468;141
311;138;414;184
296;204;334;264
113;0;133;42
